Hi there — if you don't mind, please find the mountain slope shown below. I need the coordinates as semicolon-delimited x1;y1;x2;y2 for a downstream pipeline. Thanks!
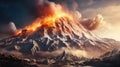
0;17;119;58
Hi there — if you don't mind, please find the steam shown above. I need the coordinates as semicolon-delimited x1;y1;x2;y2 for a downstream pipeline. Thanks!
80;14;105;30
0;22;17;34
35;47;113;58
36;0;63;17
0;49;23;58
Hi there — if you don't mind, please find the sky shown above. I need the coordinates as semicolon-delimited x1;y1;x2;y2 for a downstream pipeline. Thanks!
78;0;120;40
0;0;120;41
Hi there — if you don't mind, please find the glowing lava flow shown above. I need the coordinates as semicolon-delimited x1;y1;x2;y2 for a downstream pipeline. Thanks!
15;4;73;36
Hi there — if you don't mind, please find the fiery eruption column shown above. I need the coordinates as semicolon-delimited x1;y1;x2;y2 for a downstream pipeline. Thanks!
16;1;74;36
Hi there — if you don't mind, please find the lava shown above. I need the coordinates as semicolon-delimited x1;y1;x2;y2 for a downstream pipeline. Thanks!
15;3;73;36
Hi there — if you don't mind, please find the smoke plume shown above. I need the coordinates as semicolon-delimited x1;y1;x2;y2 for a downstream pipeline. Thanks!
80;14;105;30
0;22;17;34
35;0;105;31
36;0;65;17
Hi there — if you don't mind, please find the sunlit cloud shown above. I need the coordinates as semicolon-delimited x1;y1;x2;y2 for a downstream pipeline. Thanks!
81;4;120;41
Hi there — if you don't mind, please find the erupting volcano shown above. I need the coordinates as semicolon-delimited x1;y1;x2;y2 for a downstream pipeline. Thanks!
0;0;120;67
16;3;74;35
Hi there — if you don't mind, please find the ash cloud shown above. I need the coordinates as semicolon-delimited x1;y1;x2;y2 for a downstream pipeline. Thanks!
36;0;62;17
48;0;94;10
80;14;105;30
47;0;105;30
0;22;17;34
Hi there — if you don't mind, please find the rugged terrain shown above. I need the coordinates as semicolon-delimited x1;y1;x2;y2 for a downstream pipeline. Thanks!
0;17;120;67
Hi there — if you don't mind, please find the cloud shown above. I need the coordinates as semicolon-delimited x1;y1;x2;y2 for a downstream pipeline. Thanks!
0;49;23;57
80;14;105;30
81;3;120;40
36;0;63;17
0;22;17;34
48;0;95;10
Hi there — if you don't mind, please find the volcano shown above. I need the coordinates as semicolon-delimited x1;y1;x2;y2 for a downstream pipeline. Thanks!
0;14;118;56
0;0;120;67
0;15;120;67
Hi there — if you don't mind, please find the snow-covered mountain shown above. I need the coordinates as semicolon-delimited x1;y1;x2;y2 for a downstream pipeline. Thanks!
0;17;119;59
